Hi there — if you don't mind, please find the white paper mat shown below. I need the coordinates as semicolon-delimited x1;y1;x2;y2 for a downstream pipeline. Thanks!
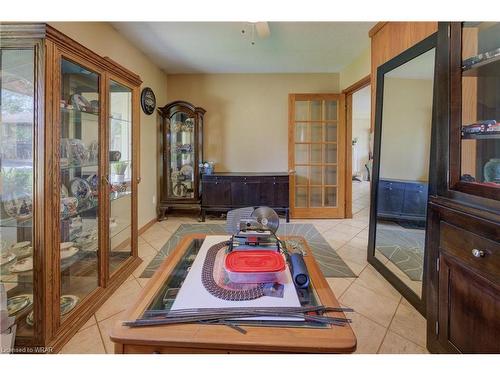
171;235;302;321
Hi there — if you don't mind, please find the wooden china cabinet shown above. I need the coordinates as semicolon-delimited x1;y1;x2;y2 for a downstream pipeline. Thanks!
426;22;500;353
0;23;141;352
157;101;205;220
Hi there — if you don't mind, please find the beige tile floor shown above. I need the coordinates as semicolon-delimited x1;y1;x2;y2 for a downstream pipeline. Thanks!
60;181;428;354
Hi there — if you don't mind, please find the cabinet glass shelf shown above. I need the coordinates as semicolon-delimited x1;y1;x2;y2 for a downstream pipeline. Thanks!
60;190;131;220
60;159;132;171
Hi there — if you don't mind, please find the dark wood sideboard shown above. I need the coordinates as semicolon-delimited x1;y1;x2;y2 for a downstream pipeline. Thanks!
201;172;290;222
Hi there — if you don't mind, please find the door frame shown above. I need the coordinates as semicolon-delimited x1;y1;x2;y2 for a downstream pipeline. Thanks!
342;75;371;218
288;93;346;219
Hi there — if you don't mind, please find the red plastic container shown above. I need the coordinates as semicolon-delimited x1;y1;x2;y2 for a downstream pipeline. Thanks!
224;250;286;284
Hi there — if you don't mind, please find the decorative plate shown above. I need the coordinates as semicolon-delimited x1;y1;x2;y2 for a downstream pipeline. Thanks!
70;178;92;200
87;174;99;194
26;295;79;326
61;184;69;199
70;94;91;112
8;256;33;273
7;294;33;316
13;246;32;260
3;192;32;220
60;295;80;315
12;241;31;249
66;138;89;165
60;246;79;260
0;252;16;266
60;242;74;250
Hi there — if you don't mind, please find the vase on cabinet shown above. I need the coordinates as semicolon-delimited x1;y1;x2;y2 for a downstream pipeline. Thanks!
483;158;500;183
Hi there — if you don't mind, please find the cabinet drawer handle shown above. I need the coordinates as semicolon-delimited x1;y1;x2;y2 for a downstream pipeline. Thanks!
472;249;485;258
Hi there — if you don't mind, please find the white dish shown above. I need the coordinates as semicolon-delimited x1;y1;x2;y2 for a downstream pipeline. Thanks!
13;246;32;259
8;257;33;273
12;241;31;249
7;294;33;316
0;252;16;266
60;242;74;250
60;247;79;260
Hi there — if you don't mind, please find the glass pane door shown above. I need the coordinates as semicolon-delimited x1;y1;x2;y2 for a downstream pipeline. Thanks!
291;96;342;217
168;112;195;199
0;48;35;340
59;58;100;319
108;80;132;273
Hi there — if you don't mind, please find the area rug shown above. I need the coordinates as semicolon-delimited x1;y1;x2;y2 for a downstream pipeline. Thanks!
140;223;356;278
375;225;425;281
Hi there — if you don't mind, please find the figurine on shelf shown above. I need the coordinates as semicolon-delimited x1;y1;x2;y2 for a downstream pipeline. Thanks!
199;161;215;175
88;141;98;164
174;143;193;154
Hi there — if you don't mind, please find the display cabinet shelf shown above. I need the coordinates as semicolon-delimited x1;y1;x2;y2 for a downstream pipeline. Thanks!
0;23;142;352
462;47;500;73
60;107;99;117
60;159;132;171
461;133;500;140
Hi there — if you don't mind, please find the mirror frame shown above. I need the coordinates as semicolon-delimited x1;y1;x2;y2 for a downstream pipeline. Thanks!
368;33;437;316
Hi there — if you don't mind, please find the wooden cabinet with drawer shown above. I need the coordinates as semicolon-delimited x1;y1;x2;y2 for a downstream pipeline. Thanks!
426;201;500;353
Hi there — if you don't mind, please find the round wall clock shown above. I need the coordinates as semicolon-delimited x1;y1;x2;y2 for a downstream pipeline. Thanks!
141;87;156;115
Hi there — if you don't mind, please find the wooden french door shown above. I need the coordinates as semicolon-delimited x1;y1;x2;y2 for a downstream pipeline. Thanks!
288;94;346;218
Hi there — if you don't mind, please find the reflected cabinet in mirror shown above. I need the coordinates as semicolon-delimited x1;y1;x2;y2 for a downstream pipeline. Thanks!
368;34;437;314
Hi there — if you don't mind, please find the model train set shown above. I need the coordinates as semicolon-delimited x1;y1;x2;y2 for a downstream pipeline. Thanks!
124;207;352;331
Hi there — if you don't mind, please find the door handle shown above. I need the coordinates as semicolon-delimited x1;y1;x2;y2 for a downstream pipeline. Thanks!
289;169;296;175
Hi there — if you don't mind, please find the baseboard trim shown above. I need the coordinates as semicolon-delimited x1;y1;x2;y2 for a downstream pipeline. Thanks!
138;217;158;236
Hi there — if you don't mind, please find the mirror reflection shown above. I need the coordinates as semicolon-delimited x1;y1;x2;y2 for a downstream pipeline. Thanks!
374;48;436;297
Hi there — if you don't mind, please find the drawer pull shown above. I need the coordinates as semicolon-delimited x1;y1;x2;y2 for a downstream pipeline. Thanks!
472;249;485;258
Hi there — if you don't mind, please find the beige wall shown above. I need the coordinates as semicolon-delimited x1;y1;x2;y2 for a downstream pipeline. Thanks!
166;74;339;172
380;77;433;182
339;46;370;90
352;118;370;178
49;22;168;228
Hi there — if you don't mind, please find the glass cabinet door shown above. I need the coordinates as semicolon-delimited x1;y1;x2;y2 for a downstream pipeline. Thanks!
459;22;500;198
58;58;100;319
168;112;196;199
108;80;133;273
0;48;36;340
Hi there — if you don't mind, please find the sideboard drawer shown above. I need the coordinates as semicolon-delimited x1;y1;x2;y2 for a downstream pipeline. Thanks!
440;221;500;282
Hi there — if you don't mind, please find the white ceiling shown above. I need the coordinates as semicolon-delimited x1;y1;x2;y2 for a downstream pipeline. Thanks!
111;22;375;74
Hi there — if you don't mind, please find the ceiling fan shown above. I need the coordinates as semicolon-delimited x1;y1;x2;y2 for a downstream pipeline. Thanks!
241;22;270;45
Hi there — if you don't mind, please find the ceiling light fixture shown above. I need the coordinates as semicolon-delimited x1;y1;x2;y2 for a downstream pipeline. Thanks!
241;22;270;46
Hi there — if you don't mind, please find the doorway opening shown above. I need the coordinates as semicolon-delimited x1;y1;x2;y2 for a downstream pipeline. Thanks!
343;76;371;218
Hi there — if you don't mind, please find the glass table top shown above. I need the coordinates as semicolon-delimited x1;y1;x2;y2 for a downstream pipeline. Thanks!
143;236;329;329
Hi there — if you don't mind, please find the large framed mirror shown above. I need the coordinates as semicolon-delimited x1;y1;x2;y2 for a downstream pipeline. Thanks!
368;34;437;315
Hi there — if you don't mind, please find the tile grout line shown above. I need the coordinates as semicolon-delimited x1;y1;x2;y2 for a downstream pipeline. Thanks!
375;296;403;353
94;315;109;354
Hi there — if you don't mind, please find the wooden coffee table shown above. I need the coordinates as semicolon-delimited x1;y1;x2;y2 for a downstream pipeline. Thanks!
110;234;357;353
